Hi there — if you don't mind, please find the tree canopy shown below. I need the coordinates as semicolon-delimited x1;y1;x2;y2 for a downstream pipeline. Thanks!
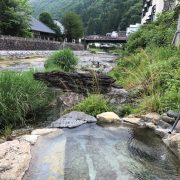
62;12;84;42
29;0;142;35
0;0;32;37
39;12;62;39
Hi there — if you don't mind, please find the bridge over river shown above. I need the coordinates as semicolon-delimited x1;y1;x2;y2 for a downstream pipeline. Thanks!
81;33;127;49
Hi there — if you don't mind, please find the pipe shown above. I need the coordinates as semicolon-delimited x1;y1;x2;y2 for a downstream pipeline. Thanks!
169;113;180;134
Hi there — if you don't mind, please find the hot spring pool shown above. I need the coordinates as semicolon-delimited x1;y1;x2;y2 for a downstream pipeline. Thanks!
24;123;180;180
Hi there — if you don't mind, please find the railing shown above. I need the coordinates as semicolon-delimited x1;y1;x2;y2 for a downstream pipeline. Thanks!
83;35;127;41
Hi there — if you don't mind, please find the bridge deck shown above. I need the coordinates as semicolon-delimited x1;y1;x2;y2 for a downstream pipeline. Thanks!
82;35;127;43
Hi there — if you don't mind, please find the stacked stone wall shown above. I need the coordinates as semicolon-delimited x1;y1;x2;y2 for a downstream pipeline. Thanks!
0;36;84;50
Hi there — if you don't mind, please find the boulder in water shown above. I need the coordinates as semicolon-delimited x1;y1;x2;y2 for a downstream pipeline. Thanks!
161;113;175;124
141;113;160;125
157;120;171;129
122;117;142;125
163;133;180;158
50;111;97;128
96;112;121;123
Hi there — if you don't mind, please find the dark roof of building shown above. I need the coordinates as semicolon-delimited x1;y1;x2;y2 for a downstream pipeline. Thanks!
30;17;55;34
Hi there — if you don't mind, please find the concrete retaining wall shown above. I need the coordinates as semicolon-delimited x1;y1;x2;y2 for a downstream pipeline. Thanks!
0;36;84;50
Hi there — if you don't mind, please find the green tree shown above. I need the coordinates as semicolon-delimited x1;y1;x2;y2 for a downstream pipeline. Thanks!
62;12;84;42
39;12;55;29
39;12;62;40
0;0;32;37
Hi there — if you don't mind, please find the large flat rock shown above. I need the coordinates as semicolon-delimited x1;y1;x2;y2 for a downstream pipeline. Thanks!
163;133;180;158
96;112;121;123
31;128;62;136
0;140;31;180
51;111;97;128
122;117;142;125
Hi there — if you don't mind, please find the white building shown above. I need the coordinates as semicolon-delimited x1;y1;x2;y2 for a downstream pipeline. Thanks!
106;31;119;38
141;0;179;24
126;23;141;36
53;20;65;34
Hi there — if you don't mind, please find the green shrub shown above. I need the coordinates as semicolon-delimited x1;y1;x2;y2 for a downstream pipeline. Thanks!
126;11;177;52
110;47;180;113
45;48;78;72
118;104;134;117
0;71;51;128
73;94;113;116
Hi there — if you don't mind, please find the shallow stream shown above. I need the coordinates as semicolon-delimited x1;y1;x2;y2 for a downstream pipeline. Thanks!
24;123;180;180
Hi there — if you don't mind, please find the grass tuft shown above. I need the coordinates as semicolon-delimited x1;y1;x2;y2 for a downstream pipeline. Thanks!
0;71;51;128
72;94;113;116
110;47;180;114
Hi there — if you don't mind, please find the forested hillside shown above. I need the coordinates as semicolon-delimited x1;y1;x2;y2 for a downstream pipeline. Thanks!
29;0;142;35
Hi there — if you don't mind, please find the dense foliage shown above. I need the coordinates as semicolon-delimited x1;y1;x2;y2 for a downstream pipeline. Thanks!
111;10;180;114
62;12;84;42
0;71;51;128
73;95;113;116
0;0;32;37
29;0;142;35
45;49;78;72
39;12;62;39
111;47;180;114
126;11;177;52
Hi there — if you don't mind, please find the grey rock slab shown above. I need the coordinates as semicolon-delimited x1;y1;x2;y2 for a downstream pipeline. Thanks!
157;120;172;129
155;128;170;138
51;111;97;128
167;110;180;119
161;114;175;124
105;87;128;105
163;133;180;158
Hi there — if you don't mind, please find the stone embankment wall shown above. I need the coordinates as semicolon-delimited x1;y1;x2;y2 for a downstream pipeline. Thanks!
0;36;84;50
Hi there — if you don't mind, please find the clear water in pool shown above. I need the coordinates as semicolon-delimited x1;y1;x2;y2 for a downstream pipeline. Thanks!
24;123;180;180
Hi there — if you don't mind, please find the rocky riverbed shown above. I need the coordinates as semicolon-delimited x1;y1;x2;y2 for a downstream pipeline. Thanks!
0;50;117;73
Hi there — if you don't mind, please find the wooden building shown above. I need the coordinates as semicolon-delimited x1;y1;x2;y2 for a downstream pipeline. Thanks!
30;17;55;40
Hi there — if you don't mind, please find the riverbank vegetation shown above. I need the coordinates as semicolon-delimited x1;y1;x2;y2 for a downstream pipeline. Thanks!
73;95;113;116
111;10;180;114
0;71;52;129
45;49;78;72
126;11;178;52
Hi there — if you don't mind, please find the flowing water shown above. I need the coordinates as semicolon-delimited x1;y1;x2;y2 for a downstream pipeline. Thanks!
24;123;180;180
